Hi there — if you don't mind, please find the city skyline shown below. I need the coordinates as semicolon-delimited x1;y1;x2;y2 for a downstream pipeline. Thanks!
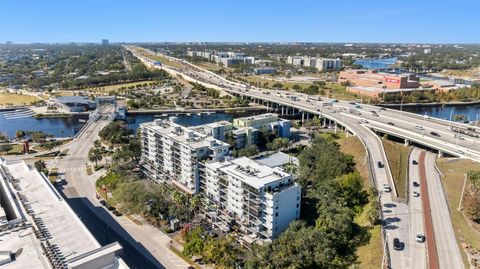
1;0;479;44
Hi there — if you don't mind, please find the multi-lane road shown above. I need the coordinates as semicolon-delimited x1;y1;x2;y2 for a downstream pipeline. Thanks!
127;45;478;269
424;151;464;269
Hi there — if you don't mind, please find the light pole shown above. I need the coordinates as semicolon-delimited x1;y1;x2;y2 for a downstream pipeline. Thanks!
448;109;453;129
422;112;427;136
458;174;468;211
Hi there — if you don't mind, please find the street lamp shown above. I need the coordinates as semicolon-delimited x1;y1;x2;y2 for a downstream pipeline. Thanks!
448;109;454;129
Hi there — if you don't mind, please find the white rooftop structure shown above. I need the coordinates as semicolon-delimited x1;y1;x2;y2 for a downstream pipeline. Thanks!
219;157;290;189
0;159;128;269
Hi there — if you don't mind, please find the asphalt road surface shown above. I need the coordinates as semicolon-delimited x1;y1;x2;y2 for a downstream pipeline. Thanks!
424;152;464;269
408;148;427;269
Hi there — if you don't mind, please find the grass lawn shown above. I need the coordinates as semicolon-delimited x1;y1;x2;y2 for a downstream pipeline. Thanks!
382;139;410;198
242;75;313;90
334;132;383;268
196;62;225;72
84;81;155;93
436;158;480;265
0;143;25;155
326;83;371;102
0;93;41;106
136;49;185;69
336;133;369;182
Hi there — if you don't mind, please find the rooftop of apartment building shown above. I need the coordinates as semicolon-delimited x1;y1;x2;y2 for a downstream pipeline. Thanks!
208;157;291;189
0;159;128;269
141;118;230;149
233;113;279;123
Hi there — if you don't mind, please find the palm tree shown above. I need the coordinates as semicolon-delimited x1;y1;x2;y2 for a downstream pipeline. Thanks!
88;148;103;167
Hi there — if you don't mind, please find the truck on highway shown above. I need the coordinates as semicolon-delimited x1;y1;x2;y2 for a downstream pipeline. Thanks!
307;95;322;101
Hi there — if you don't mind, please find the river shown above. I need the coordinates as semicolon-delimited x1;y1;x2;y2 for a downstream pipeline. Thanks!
354;57;397;69
0;112;253;139
1;105;479;139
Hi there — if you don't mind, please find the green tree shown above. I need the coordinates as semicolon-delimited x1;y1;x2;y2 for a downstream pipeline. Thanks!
34;160;48;175
335;172;368;210
15;130;26;140
88;147;103;166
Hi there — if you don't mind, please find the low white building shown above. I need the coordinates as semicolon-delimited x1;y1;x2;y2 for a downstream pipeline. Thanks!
0;159;128;269
200;157;301;240
140;118;230;194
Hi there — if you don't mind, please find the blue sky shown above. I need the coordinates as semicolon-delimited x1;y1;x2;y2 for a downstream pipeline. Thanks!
0;0;479;43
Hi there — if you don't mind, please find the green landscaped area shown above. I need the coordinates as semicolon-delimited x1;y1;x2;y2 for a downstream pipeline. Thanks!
0;93;42;106
436;158;480;265
84;80;155;93
0;143;24;155
137;50;185;69
240;76;369;101
382;139;411;199
196;62;226;72
326;83;371;101
242;75;313;90
333;133;383;268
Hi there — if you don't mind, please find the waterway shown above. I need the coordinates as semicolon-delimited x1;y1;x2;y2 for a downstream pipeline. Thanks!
402;104;480;122
0;112;254;139
354;57;397;69
1;105;479;139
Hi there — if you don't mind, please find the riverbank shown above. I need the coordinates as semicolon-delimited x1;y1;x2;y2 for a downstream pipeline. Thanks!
127;106;266;115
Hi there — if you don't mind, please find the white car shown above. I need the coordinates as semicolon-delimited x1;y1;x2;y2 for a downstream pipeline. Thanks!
383;184;391;193
415;125;424;130
361;119;369;124
416;233;425;243
413;191;420;197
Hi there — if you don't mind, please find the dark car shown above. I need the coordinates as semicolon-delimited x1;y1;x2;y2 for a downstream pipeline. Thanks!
430;131;440;137
393;238;404;250
99;200;107;206
377;161;384;168
112;210;123;217
412;160;418;165
413;181;420;187
107;205;116;211
387;122;395;126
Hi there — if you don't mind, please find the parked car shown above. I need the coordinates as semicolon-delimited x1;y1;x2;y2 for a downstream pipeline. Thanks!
107;205;116;211
413;191;420;197
412;160;418;165
377;161;384;168
387;122;395;126
99;200;107;206
430;131;440;137
393;238;403;250
383;184;391;193
415;233;425;243
413;181;420;187
415;125;424;130
112;210;123;217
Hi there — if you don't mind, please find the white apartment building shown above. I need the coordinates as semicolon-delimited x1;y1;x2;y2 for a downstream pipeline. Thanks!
316;58;342;71
302;57;317;67
140;118;230;194
200;157;301;240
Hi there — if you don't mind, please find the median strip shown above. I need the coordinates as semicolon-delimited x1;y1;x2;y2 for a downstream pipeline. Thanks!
419;151;440;269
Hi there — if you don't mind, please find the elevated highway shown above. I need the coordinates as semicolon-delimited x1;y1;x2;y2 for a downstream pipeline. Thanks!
127;45;480;162
127;45;480;269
